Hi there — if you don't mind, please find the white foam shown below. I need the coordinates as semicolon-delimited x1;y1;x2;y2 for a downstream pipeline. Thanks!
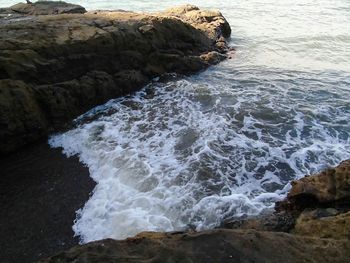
46;0;350;243
50;74;350;242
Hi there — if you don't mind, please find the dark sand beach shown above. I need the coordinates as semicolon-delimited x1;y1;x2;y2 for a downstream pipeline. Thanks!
0;142;94;263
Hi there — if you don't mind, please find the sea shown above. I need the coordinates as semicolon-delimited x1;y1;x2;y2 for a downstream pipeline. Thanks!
5;0;349;243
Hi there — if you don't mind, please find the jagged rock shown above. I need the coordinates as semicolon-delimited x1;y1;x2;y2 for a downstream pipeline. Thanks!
200;51;227;64
38;229;350;263
269;160;350;241
0;2;231;154
164;5;231;40
277;160;350;211
226;160;350;240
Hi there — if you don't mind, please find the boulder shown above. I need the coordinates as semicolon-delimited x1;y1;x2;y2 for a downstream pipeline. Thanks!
270;160;350;241
278;160;350;210
9;1;86;15
0;3;231;154
226;160;350;240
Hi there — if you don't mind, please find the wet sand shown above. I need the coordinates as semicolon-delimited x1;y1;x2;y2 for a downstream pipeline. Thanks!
0;141;95;263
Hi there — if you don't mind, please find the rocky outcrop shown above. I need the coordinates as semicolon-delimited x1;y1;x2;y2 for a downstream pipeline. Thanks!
275;159;350;240
39;229;350;263
0;1;231;154
280;159;350;209
226;160;350;237
3;1;86;16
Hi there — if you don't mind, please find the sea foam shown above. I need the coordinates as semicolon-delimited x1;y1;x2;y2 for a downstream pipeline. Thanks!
50;71;350;242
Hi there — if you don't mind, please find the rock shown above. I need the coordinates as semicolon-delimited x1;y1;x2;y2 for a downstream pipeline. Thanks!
164;4;231;46
0;2;231;154
9;1;86;15
294;209;350;240
223;211;297;233
38;229;350;263
138;24;155;34
0;80;48;153
226;160;350;240
200;51;227;64
269;160;350;241
277;160;350;210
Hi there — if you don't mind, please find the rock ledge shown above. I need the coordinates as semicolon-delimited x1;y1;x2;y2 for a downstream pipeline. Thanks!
0;1;231;154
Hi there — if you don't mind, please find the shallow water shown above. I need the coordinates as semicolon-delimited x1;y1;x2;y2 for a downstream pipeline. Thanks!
11;0;349;242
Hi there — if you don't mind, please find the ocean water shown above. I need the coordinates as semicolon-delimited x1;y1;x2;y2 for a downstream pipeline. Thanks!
13;0;348;242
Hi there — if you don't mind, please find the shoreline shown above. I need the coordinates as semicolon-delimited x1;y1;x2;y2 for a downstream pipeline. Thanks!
0;1;231;154
39;159;350;263
1;2;349;263
0;141;95;263
0;2;232;261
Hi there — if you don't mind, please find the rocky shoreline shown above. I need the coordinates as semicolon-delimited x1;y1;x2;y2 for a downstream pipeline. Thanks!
40;160;350;262
0;1;231;154
1;2;349;263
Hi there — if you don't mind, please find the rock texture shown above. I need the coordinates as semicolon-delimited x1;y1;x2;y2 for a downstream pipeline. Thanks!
283;159;350;208
39;230;350;263
3;1;86;15
293;209;350;240
275;159;350;240
227;160;350;237
0;1;231;154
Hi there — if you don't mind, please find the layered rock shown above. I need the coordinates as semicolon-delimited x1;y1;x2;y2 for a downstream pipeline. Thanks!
0;1;231;154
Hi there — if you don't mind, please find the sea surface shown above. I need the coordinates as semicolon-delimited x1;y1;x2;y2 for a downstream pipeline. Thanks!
6;0;350;243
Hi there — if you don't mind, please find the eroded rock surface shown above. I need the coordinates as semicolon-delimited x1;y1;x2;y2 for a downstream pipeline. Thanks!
6;1;86;15
39;229;350;263
284;159;350;207
293;209;350;240
273;160;350;240
0;1;231;154
226;160;350;240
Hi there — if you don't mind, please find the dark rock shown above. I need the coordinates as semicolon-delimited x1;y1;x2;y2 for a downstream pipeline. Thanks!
9;1;86;15
0;3;231;154
38;229;350;263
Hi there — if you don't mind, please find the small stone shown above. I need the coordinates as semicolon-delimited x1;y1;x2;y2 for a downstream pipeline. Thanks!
138;24;155;34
